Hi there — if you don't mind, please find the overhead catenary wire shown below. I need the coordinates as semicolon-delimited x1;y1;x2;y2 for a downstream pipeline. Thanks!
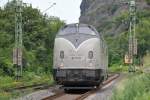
42;2;56;14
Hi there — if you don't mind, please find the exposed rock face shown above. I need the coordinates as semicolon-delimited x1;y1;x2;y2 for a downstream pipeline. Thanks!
80;0;149;35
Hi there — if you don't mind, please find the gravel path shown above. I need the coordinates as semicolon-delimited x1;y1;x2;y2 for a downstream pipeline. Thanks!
143;67;150;73
15;89;54;100
14;85;62;100
14;74;126;100
84;73;126;100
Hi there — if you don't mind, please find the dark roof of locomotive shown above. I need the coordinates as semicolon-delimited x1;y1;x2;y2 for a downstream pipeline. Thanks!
57;23;100;36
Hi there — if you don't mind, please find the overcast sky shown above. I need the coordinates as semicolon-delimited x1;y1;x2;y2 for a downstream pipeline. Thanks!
0;0;82;24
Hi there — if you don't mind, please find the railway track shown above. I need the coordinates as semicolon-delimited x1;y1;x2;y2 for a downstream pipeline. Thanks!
42;73;120;100
5;83;52;92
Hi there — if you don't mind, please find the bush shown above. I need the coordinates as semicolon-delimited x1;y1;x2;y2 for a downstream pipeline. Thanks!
0;93;11;100
112;74;150;100
146;0;150;5
109;65;128;72
0;76;19;90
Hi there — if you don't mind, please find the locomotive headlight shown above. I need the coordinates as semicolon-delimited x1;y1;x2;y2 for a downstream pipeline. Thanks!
60;62;64;67
88;60;93;67
89;62;93;67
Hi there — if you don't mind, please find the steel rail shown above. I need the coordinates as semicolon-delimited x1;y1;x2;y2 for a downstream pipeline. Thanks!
5;83;52;92
75;73;120;100
42;90;65;100
42;73;120;100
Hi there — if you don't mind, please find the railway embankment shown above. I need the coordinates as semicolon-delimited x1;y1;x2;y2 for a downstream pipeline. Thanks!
15;73;123;100
112;73;150;100
0;73;54;100
83;73;127;100
11;71;150;100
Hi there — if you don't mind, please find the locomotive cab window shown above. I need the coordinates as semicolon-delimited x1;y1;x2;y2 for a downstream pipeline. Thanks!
58;26;76;35
60;51;64;59
79;26;96;35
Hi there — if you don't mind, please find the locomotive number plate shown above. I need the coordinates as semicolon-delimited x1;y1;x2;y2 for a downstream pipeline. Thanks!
71;56;84;60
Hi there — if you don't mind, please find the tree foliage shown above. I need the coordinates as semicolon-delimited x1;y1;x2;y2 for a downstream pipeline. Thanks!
0;1;64;76
104;9;150;66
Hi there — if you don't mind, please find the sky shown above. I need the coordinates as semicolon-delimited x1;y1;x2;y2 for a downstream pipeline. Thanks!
0;0;82;24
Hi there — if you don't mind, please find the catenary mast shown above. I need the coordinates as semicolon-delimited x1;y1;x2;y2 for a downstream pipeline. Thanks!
13;0;23;79
128;0;137;72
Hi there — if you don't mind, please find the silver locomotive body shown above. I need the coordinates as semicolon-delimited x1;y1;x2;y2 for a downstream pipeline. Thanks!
53;24;108;87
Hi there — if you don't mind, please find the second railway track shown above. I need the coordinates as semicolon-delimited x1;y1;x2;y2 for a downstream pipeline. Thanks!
42;73;120;100
5;83;53;92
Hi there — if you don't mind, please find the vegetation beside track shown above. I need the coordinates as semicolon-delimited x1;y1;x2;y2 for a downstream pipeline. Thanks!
0;0;150;100
143;53;150;67
108;65;128;73
0;1;61;99
112;73;150;100
0;72;54;100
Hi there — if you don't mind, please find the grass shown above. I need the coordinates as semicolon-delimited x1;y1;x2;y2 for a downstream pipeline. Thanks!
110;53;150;100
0;71;54;100
109;65;128;73
112;73;150;100
0;92;11;100
143;53;150;67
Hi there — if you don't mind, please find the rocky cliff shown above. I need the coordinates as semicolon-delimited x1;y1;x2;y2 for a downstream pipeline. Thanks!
80;0;149;35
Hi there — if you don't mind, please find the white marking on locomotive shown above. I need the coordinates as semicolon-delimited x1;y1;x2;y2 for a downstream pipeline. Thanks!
55;37;100;52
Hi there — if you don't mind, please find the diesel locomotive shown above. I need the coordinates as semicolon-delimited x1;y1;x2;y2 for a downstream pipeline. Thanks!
53;23;108;89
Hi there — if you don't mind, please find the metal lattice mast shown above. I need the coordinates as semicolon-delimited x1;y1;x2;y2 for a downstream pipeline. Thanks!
13;0;23;79
128;0;137;72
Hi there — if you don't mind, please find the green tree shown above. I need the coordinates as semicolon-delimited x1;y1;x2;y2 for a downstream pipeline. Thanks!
0;1;64;76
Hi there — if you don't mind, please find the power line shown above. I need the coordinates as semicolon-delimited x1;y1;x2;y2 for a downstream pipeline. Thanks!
42;2;56;13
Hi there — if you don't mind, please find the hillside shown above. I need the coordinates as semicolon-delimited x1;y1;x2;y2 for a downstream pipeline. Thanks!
80;0;150;65
80;0;149;35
